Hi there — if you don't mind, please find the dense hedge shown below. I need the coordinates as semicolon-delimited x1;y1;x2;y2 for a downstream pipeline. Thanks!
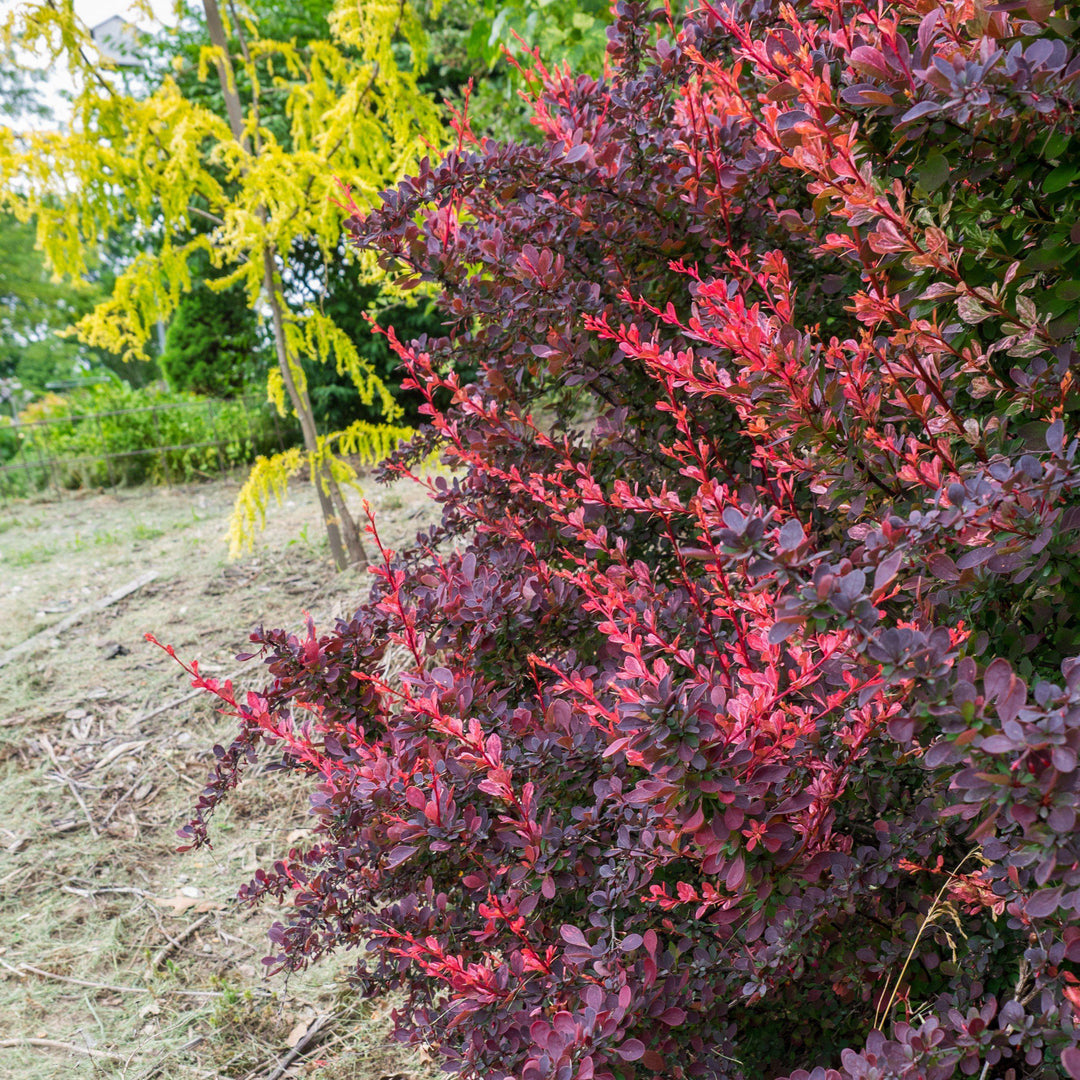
166;2;1080;1077
1;383;288;494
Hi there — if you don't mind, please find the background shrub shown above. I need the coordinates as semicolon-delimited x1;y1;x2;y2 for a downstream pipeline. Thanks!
169;2;1080;1078
2;382;290;495
159;265;263;398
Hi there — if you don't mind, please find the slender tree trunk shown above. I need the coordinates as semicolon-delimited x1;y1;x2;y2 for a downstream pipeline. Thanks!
260;252;352;569
202;0;366;570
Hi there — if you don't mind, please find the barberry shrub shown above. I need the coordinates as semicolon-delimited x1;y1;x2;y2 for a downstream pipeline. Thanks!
159;1;1080;1076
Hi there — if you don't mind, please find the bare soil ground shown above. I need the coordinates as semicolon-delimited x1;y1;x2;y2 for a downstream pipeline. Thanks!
0;473;439;1080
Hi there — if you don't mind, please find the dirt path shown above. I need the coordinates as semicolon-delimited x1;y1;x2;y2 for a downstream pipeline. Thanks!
0;473;438;1080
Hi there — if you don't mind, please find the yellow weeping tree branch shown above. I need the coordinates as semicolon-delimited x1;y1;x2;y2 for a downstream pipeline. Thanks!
0;0;445;569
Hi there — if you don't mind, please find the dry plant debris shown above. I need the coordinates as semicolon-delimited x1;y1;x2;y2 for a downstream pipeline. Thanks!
0;474;439;1079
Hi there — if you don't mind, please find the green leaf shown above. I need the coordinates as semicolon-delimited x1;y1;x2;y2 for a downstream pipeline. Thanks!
1050;311;1079;338
1042;132;1070;161
1043;164;1078;194
919;152;950;193
1024;244;1071;273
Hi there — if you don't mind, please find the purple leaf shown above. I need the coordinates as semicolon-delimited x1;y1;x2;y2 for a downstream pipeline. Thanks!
926;553;960;581
1047;418;1065;453
560;925;588;947
386;845;418;869
778;519;805;551
769;617;802;644
999;999;1025;1027
999;678;1027;725
1063;1048;1080;1080
899;100;942;123
1052;746;1078;773
658;1007;687;1026
874;549;903;593
984;658;1013;700
957;547;994;569
1025;888;1062;919
722;506;746;532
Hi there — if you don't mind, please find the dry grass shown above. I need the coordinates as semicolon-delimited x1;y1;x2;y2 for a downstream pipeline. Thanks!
0;474;439;1079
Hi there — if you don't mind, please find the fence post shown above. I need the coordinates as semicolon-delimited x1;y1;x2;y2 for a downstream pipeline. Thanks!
38;417;61;499
95;409;117;490
210;398;225;475
269;401;285;451
150;406;171;486
10;421;38;498
239;396;254;460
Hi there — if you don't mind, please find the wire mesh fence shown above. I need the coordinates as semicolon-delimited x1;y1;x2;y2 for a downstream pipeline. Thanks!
0;395;298;503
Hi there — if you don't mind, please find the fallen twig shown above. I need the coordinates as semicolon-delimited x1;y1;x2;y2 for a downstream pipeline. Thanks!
40;734;99;839
19;964;152;995
244;1013;334;1080
0;571;157;670
133;664;243;728
0;865;30;888
100;773;149;826
0;1037;124;1060
94;739;148;771
16;963;258;998
61;883;154;899
150;912;214;970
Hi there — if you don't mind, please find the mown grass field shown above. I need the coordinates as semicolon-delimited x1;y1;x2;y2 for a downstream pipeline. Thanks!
0;473;438;1080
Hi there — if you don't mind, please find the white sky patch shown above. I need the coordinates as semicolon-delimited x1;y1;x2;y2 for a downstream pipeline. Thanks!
3;0;178;127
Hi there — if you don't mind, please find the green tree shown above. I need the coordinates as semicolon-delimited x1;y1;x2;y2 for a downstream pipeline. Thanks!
423;0;612;144
1;0;438;568
159;255;265;397
0;211;112;393
0;47;116;395
154;0;448;421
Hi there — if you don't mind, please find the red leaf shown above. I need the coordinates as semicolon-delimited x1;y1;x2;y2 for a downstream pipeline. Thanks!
616;1039;646;1061
849;45;891;79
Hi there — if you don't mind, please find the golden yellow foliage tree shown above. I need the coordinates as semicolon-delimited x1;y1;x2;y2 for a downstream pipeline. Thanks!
0;0;444;568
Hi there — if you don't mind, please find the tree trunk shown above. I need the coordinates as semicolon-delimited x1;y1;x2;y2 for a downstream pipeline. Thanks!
202;0;366;570
260;252;353;570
